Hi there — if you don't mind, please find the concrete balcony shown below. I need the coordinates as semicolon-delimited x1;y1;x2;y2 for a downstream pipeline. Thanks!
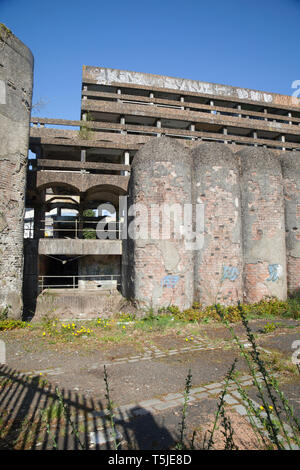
38;238;122;256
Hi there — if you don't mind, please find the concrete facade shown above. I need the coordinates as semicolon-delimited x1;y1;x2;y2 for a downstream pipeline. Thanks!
0;27;33;318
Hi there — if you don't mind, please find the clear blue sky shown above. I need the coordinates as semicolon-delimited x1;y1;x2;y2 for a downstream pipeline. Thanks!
1;0;300;120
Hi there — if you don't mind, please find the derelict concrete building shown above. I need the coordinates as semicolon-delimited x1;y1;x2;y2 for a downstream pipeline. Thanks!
1;29;300;318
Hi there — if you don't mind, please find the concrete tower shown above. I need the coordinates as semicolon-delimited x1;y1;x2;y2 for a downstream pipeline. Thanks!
192;143;243;306
281;151;300;294
239;147;287;303
0;26;33;318
123;137;194;310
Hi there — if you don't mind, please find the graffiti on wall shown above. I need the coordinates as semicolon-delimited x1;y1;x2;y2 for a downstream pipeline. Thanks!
162;275;180;288
266;264;282;282
221;266;239;282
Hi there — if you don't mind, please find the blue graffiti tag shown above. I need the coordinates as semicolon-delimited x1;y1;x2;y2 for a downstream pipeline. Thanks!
162;275;180;288
221;266;239;282
266;264;281;282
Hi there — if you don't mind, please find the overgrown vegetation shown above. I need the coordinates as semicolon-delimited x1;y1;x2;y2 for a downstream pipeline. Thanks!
0;23;12;44
165;295;300;323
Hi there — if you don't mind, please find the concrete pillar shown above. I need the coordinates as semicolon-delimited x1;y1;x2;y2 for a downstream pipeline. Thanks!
223;127;228;144
192;143;243;306
180;96;185;110
281;151;300;294
253;131;258;147
34;203;45;239
210;100;214;114
120;115;126;134
156;119;161;137
123;151;130;176
123;137;194;310
288;112;292;125
237;104;242;118
239;147;287;303
0;28;33;318
81;149;86;162
281;135;286;151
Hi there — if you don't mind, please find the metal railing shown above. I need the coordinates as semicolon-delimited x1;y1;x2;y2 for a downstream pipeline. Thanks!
40;219;123;239
38;274;121;291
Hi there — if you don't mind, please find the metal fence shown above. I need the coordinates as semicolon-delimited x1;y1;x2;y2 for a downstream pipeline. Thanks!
38;274;121;291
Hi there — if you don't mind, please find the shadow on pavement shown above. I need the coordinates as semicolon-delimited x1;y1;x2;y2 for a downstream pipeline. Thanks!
0;364;174;450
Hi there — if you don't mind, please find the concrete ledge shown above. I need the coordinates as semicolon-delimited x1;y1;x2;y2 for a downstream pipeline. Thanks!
39;239;122;255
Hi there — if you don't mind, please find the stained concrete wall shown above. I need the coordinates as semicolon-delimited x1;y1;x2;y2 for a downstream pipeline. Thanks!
123;137;194;310
239;148;287;303
280;151;300;294
192;143;243;305
0;28;33;318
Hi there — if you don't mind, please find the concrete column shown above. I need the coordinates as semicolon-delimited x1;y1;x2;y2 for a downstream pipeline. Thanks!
150;92;154;105
281;135;286;151
82;113;87;122
120;115;126;135
223;127;228;144
180;96;185;110
253;131;258;147
123;151;130;176
117;88;121;103
81;149;86;163
237;104;242;118
210;100;214;114
34;203;45;240
288;112;292;125
78;204;84;239
156;119;161;137
264;109;268;121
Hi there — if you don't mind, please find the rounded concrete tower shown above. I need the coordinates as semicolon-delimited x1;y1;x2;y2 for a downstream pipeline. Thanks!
0;25;33;318
280;151;300;295
123;137;194;311
192;143;243;306
239;147;287;303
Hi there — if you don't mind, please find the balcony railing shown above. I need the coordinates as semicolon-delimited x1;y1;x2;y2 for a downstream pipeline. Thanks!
38;274;121;291
40;219;123;240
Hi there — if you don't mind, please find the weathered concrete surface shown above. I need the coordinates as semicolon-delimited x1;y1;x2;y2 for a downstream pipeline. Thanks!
39;239;122;256
0;27;33;318
83;66;296;107
192;143;243;305
34;288;127;320
123;137;194;310
239;148;287;302
280;151;300;294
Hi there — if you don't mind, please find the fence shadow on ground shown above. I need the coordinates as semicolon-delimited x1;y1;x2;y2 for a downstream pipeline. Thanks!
0;364;175;450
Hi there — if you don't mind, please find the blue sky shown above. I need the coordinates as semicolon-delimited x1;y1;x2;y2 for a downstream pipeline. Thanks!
1;0;300;120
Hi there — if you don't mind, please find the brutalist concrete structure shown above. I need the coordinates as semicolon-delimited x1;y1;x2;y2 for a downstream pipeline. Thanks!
0;26;33;318
2;47;300;317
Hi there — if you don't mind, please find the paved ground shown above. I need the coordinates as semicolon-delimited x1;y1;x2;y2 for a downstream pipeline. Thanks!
0;318;299;450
